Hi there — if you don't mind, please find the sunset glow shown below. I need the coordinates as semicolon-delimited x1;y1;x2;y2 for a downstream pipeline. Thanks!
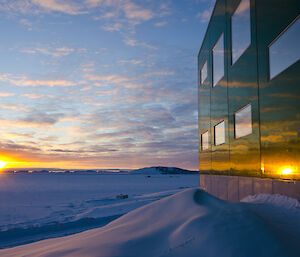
0;0;216;170
0;161;7;169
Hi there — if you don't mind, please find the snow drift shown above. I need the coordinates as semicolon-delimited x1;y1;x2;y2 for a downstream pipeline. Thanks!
0;173;197;248
1;188;299;257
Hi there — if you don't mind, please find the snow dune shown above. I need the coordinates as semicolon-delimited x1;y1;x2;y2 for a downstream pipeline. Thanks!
1;188;299;257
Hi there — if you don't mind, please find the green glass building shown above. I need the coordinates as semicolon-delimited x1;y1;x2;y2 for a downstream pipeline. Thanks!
198;0;300;199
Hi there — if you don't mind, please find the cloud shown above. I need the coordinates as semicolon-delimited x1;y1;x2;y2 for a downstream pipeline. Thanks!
0;92;15;97
142;71;174;77
0;0;86;15
89;0;153;21
154;21;167;27
21;110;65;126
123;37;158;50
196;9;212;23
1;132;35;139
17;79;75;87
123;1;153;21
1;0;155;23
0;140;41;152
102;23;123;31
19;18;33;30
118;59;143;65
22;93;45;99
85;0;106;8
0;73;76;87
39;136;58;142
85;73;131;84
0;104;28;111
50;146;118;153
31;0;86;15
21;46;75;57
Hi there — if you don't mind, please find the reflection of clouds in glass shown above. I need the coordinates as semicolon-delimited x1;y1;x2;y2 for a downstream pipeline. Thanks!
235;104;252;138
231;0;251;64
201;131;209;151
261;131;296;143
214;121;225;145
227;80;256;88
201;61;207;84
213;33;224;87
269;15;300;79
268;93;300;99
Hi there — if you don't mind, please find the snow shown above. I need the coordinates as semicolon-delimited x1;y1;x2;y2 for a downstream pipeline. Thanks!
241;193;300;209
0;173;198;248
1;188;299;257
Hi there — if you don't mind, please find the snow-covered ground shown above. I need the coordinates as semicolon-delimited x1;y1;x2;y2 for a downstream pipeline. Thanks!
1;188;299;257
0;172;198;248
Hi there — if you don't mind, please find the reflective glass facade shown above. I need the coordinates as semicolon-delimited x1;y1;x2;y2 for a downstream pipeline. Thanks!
198;0;300;180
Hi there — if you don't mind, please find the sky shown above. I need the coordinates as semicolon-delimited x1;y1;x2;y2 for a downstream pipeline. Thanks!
0;0;215;170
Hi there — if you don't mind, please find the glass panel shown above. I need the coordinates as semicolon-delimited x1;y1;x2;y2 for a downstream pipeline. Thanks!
269;15;300;79
201;61;207;84
213;33;224;87
201;131;209;151
235;104;252;138
231;0;251;64
214;121;225;145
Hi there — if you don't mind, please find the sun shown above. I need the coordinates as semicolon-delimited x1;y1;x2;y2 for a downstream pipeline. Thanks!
0;160;7;169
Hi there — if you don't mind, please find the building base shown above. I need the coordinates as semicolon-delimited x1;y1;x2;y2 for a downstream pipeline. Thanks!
199;174;300;201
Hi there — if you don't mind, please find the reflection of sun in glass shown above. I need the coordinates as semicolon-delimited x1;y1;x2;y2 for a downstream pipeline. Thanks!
0;160;7;169
281;168;293;175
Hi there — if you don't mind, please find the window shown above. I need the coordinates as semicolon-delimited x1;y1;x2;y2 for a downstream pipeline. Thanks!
214;121;225;145
213;33;224;87
235;104;252;138
201;131;209;151
231;0;251;65
201;61;207;84
269;15;300;79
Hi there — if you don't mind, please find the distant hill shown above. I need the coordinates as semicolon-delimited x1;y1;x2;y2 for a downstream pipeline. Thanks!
131;166;198;175
2;167;197;175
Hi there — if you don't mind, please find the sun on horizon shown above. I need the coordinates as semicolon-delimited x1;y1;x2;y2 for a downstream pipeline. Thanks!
0;160;7;169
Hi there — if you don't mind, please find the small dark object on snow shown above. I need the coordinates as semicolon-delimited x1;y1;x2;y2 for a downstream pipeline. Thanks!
116;194;128;199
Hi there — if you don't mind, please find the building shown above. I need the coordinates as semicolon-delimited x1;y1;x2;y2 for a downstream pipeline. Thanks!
198;0;300;200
